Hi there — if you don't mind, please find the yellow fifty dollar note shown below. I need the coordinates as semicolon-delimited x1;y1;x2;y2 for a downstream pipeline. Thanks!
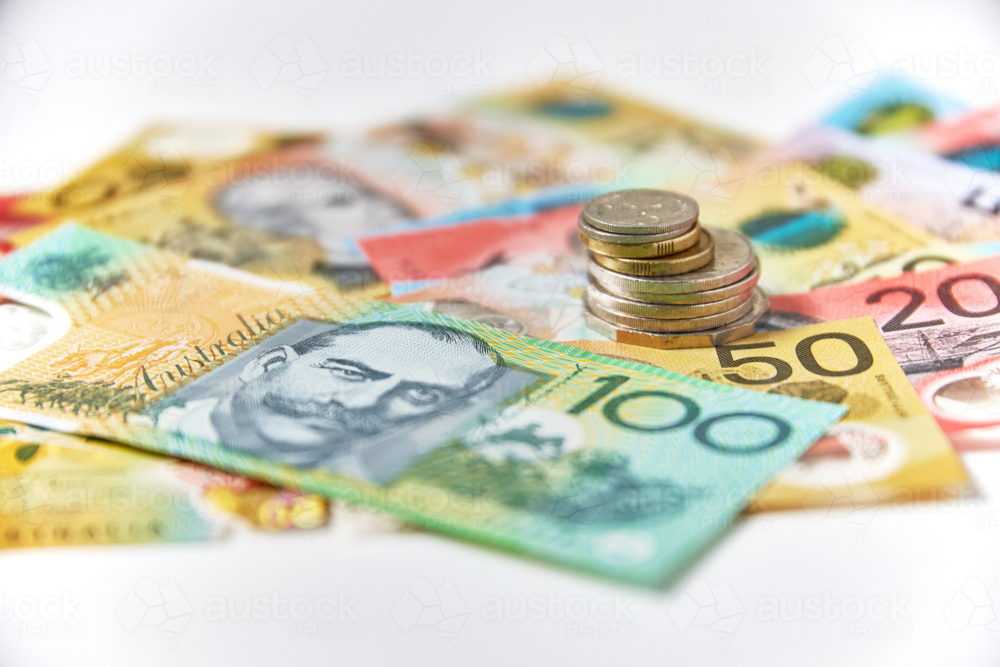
569;317;968;511
12;123;321;219
479;82;761;196
7;124;367;295
699;162;939;294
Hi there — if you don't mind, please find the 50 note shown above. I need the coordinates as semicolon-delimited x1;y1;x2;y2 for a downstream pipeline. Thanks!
768;254;1000;450
570;317;967;510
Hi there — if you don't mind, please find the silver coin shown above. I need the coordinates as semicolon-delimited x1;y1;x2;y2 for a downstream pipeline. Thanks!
578;216;696;246
586;283;751;320
590;262;760;305
587;228;755;294
582;189;699;235
586;291;753;332
584;289;769;349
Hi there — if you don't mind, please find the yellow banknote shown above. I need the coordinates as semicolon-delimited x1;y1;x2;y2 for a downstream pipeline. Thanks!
480;82;761;196
6;124;363;294
12;123;321;219
0;419;328;548
843;242;975;283
698;162;939;294
569;317;968;511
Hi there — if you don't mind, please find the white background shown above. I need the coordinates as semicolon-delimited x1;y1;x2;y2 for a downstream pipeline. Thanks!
2;1;1000;665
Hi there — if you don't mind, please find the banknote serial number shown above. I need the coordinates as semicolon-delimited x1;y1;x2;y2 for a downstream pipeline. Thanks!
566;375;791;454
865;272;1000;332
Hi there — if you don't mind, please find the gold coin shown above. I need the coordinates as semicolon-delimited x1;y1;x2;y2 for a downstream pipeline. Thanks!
586;288;753;332
584;289;769;349
579;221;701;258
586;283;750;319
587;229;755;293
590;262;760;305
590;228;715;276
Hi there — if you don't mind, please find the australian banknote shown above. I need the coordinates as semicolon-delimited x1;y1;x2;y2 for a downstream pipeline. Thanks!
478;82;761;198
917;103;1000;170
0;224;846;584
698;161;939;293
7;139;395;294
8;123;322;221
391;264;593;341
358;203;585;285
569;317;968;510
773;125;1000;242
819;75;967;138
0;419;328;549
326;105;626;217
9;113;615;292
766;254;1000;451
843;244;976;283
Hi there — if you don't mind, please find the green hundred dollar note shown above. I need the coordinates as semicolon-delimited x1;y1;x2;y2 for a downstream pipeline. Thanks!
0;225;845;584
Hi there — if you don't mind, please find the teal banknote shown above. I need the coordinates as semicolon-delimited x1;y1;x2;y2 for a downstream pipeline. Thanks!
0;225;846;584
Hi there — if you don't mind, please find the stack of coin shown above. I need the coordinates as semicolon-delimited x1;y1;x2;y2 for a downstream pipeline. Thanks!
580;189;767;349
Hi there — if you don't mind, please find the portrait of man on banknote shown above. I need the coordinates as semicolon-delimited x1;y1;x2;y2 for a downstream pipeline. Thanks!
211;161;415;273
155;319;531;482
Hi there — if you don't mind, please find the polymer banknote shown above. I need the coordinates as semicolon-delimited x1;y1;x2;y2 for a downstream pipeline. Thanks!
697;161;938;293
9;123;322;221
0;419;328;549
766;254;1000;450
844;243;977;284
918;103;1000;170
569;317;968;510
819;75;967;138
774;125;1000;242
479;82;760;198
358;204;585;285
391;264;592;342
0;224;846;584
